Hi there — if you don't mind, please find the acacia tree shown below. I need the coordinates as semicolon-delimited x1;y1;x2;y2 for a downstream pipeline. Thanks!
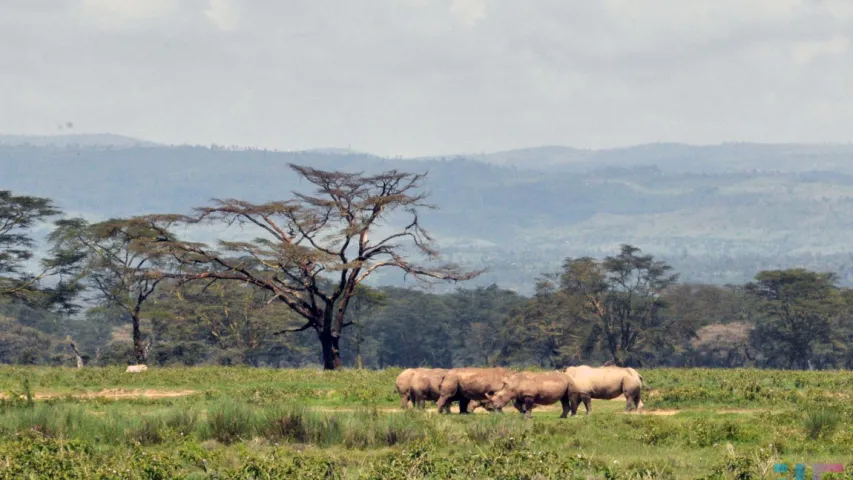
48;217;178;364
152;164;483;370
560;244;680;367
1;190;85;314
746;269;841;370
1;190;60;300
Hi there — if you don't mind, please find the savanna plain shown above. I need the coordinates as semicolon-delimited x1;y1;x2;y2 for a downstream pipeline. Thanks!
1;367;852;479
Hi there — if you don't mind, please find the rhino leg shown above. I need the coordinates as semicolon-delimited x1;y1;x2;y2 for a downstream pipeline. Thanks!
559;397;571;418
458;397;472;414
522;397;535;418
582;396;591;415
436;395;451;413
627;391;642;413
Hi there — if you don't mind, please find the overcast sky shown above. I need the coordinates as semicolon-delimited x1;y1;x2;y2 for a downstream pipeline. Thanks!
2;0;852;156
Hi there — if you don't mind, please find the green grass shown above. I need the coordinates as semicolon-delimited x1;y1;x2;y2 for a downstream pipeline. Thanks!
2;367;853;479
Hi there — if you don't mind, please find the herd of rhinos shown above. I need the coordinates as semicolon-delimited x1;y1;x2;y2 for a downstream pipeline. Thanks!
395;365;647;418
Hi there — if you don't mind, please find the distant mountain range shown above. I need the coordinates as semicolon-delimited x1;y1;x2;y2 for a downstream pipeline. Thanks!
3;133;853;294
0;133;160;148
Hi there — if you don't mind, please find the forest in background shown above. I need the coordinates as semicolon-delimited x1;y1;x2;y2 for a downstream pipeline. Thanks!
4;259;852;371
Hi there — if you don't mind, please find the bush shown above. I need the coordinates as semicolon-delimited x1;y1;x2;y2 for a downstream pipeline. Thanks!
207;399;257;444
803;407;840;440
128;414;165;445
162;408;198;436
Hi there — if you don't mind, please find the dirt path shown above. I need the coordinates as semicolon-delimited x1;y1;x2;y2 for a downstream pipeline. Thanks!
0;388;197;400
0;390;757;416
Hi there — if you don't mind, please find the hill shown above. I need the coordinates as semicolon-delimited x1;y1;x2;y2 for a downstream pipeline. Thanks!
0;133;159;148
4;137;853;293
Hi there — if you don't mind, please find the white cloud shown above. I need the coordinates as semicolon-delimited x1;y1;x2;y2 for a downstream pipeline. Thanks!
792;35;849;64
204;0;240;31
821;0;853;20
80;0;176;26
449;0;486;28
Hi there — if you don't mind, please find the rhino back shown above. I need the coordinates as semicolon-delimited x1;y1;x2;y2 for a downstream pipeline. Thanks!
516;372;570;404
457;368;508;397
396;368;424;392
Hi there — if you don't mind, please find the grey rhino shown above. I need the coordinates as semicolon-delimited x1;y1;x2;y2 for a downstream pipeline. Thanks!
563;365;645;414
409;368;449;410
395;368;426;409
436;367;512;414
487;371;583;418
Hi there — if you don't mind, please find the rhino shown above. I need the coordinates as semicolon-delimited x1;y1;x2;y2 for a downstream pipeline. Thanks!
125;364;148;373
409;368;449;410
436;367;512;414
395;368;426;409
563;365;645;414
486;371;583;418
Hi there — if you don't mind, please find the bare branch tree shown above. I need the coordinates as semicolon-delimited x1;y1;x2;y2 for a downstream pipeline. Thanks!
148;164;484;369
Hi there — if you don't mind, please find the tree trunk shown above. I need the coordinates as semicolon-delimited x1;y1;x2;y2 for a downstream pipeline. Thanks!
354;326;363;370
132;313;147;364
68;337;84;369
319;330;343;370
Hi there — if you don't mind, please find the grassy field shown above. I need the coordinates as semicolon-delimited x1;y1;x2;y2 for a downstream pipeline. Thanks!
1;367;853;479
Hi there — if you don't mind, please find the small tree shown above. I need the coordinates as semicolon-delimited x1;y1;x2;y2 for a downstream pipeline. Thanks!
48;217;177;364
152;164;483;369
560;244;679;366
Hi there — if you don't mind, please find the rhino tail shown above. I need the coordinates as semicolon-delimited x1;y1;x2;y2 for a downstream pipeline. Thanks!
625;367;649;389
637;373;650;390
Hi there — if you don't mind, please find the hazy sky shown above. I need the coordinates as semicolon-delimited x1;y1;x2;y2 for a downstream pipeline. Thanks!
2;0;852;156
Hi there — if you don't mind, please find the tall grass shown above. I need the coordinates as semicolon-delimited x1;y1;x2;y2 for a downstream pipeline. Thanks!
206;399;257;444
802;407;840;440
0;398;532;452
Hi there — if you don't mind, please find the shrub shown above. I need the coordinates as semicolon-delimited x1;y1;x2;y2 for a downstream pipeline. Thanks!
128;415;165;445
803;407;840;440
163;408;198;436
207;399;257;444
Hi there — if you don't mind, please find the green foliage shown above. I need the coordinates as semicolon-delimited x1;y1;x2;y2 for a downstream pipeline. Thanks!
802;407;841;440
747;269;843;369
0;190;60;298
557;245;681;366
206;399;257;444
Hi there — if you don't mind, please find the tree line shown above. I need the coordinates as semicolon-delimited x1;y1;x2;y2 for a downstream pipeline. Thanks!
2;165;852;370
